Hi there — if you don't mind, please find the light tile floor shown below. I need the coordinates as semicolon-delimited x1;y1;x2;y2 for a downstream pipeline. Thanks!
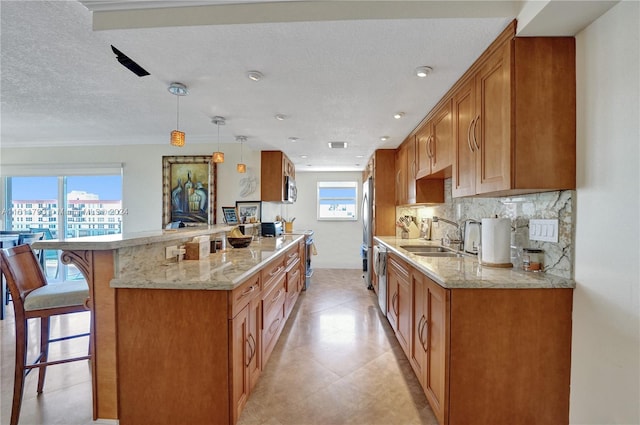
1;269;436;425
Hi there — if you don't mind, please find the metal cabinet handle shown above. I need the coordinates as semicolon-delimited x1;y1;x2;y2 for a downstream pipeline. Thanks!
418;315;428;348
427;135;434;159
472;115;480;151
239;284;257;299
268;317;281;334
417;316;425;345
271;288;283;304
269;266;283;277
245;333;256;367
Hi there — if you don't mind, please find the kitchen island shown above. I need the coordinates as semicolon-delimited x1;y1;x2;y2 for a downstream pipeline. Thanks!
375;236;575;425
33;227;305;424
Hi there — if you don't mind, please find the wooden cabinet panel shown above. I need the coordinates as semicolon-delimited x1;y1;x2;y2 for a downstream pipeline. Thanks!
369;149;396;236
386;254;410;356
452;27;575;197
261;273;286;367
417;100;453;179
261;150;295;202
424;277;448;425
410;271;427;388
395;140;409;205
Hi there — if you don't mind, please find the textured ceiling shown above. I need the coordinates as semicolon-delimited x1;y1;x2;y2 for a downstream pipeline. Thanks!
0;1;617;171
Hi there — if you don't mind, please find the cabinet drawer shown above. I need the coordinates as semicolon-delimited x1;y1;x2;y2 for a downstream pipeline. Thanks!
229;273;261;319
261;257;285;293
262;274;286;323
284;246;300;269
261;274;286;366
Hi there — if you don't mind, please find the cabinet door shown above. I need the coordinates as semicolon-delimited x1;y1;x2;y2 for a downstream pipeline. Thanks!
430;100;453;175
415;123;432;179
474;42;511;194
406;136;416;205
410;271;427;390
452;77;476;197
387;255;410;356
230;304;251;424
395;143;407;205
425;277;449;425
386;267;399;332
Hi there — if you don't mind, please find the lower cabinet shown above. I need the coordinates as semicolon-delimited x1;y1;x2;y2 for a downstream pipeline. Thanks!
410;270;449;425
400;262;573;425
386;254;411;357
116;239;305;425
230;272;262;424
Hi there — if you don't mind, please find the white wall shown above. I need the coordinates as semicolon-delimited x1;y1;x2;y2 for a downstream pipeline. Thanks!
264;171;363;270
0;145;362;269
0;143;261;231
572;2;640;424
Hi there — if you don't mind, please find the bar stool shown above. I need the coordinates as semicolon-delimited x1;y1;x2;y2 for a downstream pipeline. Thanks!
0;244;91;425
5;232;45;306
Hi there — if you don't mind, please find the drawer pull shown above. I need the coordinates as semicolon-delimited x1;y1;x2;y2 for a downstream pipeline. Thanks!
245;333;256;367
271;289;283;304
238;284;257;300
269;266;283;277
268;317;281;334
472;115;480;151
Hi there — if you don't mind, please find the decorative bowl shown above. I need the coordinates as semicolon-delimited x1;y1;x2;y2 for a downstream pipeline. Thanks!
227;235;253;248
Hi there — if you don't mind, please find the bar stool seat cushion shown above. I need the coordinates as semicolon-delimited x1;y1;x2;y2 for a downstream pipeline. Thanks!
23;282;89;311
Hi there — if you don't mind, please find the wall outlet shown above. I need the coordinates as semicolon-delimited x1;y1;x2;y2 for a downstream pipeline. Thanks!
529;219;559;243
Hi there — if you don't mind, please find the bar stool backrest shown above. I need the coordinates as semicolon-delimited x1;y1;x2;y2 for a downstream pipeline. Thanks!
0;244;47;307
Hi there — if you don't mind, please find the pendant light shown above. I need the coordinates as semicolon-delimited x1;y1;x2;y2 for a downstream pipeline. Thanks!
168;83;188;147
211;116;225;163
236;136;247;173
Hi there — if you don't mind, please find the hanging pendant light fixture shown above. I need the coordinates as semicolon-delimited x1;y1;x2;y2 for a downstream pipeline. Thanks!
168;82;188;147
236;136;247;173
211;116;226;163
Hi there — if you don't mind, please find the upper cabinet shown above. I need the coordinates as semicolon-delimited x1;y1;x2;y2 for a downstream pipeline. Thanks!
261;151;295;202
452;25;576;197
416;99;453;179
368;149;397;237
396;136;445;206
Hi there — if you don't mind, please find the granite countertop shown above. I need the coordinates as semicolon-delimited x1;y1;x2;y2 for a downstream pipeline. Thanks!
32;224;257;250
375;237;575;289
110;234;305;291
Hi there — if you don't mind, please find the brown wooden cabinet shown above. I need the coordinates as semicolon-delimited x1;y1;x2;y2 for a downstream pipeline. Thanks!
416;99;453;179
411;270;448;425
261;150;295;202
230;272;263;424
396;138;445;206
452;26;576;197
386;254;411;357
284;243;302;317
400;261;573;425
367;149;396;237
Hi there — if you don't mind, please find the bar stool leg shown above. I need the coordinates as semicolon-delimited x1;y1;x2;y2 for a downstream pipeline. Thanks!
11;319;28;425
37;316;50;393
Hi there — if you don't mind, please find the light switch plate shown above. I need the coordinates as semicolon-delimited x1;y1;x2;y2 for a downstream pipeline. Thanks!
529;219;559;242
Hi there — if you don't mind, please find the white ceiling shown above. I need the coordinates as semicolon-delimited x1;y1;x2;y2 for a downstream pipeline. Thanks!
0;1;618;171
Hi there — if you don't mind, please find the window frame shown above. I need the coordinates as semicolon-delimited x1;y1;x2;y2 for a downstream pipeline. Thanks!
316;180;358;221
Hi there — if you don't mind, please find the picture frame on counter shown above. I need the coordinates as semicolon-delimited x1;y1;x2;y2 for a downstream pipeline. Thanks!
162;155;217;227
222;207;239;225
235;201;261;223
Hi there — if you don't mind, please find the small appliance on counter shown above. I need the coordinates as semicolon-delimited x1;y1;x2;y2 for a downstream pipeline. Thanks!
261;221;283;237
463;220;481;255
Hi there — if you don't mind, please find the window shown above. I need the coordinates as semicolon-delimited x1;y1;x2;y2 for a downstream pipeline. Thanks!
317;181;358;221
2;164;123;282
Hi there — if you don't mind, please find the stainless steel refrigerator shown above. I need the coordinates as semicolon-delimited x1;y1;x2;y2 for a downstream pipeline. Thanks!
362;177;373;289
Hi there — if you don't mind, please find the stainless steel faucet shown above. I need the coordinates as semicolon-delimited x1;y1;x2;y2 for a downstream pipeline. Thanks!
432;216;463;248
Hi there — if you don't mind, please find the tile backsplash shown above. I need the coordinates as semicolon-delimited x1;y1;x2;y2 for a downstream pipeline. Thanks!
397;179;574;279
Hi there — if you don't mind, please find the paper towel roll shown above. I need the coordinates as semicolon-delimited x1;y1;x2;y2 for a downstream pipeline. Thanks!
481;218;512;266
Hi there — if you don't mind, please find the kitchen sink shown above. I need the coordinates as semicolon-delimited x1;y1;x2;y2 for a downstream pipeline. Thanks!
414;251;464;258
399;245;450;253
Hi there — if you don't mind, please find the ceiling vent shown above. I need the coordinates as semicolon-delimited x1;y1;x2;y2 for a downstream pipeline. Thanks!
328;141;348;149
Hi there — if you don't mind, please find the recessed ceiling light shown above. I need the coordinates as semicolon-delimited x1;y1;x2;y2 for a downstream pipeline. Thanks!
415;66;433;78
275;114;286;121
356;155;364;158
328;141;348;149
289;137;299;142
247;70;263;81
380;136;389;142
393;112;405;119
300;155;308;159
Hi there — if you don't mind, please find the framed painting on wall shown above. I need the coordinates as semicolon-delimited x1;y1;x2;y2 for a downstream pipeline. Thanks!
235;201;261;223
162;155;217;227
